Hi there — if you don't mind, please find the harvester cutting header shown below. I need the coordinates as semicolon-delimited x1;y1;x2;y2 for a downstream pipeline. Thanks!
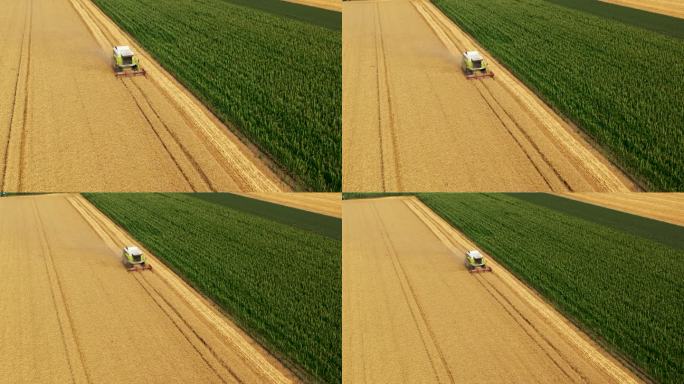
122;246;152;272
461;50;494;80
112;46;146;77
464;250;493;273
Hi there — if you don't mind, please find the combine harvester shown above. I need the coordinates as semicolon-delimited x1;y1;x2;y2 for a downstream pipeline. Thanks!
464;250;493;273
122;246;153;272
112;45;146;77
461;50;494;80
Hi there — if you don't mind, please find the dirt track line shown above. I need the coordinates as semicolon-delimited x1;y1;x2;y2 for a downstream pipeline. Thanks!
68;195;292;384
32;199;90;384
476;81;573;190
373;2;402;192
67;196;232;382
370;203;455;383
412;0;632;192
70;0;282;192
119;80;197;190
402;197;640;384
472;82;555;190
69;2;206;192
67;197;236;382
1;0;32;192
472;274;589;383
415;1;568;191
128;79;216;191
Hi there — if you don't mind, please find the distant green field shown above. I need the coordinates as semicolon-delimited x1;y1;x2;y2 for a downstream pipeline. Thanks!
512;193;684;249
222;0;341;30
93;0;341;191
84;193;341;383
433;0;684;191
419;193;684;384
189;193;341;240
548;0;684;39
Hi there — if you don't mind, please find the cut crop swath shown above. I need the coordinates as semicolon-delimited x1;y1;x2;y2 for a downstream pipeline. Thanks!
92;0;341;191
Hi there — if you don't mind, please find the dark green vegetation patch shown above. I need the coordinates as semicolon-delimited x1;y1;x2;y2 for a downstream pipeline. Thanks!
84;193;341;383
512;193;684;249
341;192;415;200
190;193;341;240
548;0;684;39
419;193;684;384
433;0;684;191
222;0;340;30
93;0;341;191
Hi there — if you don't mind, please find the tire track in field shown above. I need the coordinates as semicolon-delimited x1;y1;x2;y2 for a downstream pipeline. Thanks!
472;274;588;383
71;0;212;192
120;80;197;190
416;0;632;192
412;0;572;191
77;0;214;191
373;2;402;192
403;197;588;381
402;196;640;384
370;203;455;383
69;0;283;192
1;0;32;192
31;199;90;384
67;195;292;384
67;195;233;382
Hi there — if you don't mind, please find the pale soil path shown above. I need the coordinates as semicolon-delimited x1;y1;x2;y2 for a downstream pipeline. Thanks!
0;194;295;383
284;0;341;12
0;0;285;192
237;192;342;217
342;0;636;192
561;193;684;227
342;196;642;383
601;0;684;19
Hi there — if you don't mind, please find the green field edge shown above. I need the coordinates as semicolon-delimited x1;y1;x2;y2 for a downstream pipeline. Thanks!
91;0;341;192
220;0;341;30
430;0;646;192
509;193;684;249
82;193;339;384
547;0;684;39
431;0;684;191
417;193;677;384
188;193;341;240
420;195;653;384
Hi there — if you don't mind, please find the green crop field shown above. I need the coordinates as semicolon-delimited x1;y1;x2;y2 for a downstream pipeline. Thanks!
548;0;684;39
92;0;341;191
189;193;341;240
84;193;342;383
419;193;684;384
433;0;684;191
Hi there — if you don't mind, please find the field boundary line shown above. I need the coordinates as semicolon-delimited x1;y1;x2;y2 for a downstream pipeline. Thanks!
412;0;632;192
403;196;640;384
67;194;292;384
68;0;283;192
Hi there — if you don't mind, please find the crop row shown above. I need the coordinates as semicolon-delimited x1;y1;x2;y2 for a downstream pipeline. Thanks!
92;0;341;191
84;193;342;383
433;0;684;191
419;193;684;384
